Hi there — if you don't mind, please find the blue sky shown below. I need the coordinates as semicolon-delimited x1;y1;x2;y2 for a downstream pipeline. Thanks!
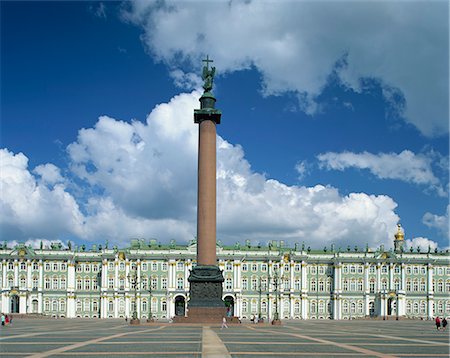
1;1;448;250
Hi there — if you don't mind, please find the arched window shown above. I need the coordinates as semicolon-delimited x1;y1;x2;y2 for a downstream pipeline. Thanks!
413;279;419;292
142;300;147;313
242;278;248;290
84;278;91;291
252;277;258;290
60;300;66;312
32;276;39;289
413;302;419;314
310;301;317;313
242;300;248;312
394;279;400;291
76;277;82;290
45;277;51;289
357;301;363;314
318;280;324;291
343;301;349;314
406;301;411;314
294;278;301;291
225;277;232;290
52;276;58;290
20;276;26;289
446;280;450;292
294;301;300;314
343;279;348;291
45;300;50;311
176;277;184;290
369;279;375;293
60;277;66;289
261;300;267;313
311;279;317;291
406;279;411;291
283;300;289;314
252;299;258;313
420;301;426;313
350;302;356;314
381;279;387;290
52;300;58;312
357;279;363;291
76;300;82;312
318;301;325;313
162;300;167;312
283;278;289;291
93;301;98;312
108;300;114;312
437;280;443;292
326;279;332;292
151;277;158;290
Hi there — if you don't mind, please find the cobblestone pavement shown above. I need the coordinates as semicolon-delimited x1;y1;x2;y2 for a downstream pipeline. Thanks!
0;319;448;357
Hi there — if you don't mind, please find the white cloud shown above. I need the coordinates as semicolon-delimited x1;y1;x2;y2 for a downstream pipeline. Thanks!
0;149;85;241
405;237;439;252
33;163;64;185
317;150;445;195
422;205;449;239
294;160;309;181
3;91;401;249
123;0;448;137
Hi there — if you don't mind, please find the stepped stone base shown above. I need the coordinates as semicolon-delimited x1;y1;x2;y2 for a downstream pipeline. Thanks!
173;307;226;323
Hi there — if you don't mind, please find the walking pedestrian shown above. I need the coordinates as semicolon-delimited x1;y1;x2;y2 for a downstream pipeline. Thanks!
435;316;441;330
5;315;9;325
1;313;5;326
221;316;228;330
442;317;447;331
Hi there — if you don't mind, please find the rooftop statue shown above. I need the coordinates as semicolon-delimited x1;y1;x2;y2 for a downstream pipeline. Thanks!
202;55;215;92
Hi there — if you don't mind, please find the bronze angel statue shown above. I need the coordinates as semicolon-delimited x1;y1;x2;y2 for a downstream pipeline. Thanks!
202;56;215;92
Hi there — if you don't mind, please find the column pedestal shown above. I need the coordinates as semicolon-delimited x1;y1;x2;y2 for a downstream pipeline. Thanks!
174;266;225;323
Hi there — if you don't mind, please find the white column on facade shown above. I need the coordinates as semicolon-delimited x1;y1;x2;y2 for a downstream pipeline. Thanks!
376;263;381;292
168;260;175;289
100;259;108;319
38;292;43;314
116;259;120;289
27;260;32;290
125;295;130;318
389;263;394;290
364;263;370;316
14;259;19;286
236;262;242;290
19;293;27;314
185;261;190;290
38;260;43;314
114;295;119;318
38;260;43;290
301;261;308;319
67;261;76;318
290;261;295;292
2;260;6;290
400;263;406;292
332;262;341;319
427;263;434;319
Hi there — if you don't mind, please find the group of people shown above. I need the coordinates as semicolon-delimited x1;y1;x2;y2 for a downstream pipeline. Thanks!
1;313;12;326
434;316;448;331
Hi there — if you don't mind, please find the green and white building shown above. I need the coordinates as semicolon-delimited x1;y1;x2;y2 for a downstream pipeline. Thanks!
1;225;449;320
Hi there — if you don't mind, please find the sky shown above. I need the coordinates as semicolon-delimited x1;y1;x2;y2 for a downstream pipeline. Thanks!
1;0;449;251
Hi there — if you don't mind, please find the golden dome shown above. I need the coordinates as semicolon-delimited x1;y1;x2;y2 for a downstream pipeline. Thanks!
394;223;404;241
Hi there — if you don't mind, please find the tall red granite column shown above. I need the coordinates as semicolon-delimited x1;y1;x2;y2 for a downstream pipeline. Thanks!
197;118;217;265
182;56;225;323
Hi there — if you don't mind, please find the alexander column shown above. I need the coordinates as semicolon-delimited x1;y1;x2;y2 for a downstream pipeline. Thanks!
185;56;225;322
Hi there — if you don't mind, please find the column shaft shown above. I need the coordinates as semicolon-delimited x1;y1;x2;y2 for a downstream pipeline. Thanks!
197;120;217;266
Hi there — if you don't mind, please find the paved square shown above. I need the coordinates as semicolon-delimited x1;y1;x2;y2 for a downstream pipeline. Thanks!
0;319;448;357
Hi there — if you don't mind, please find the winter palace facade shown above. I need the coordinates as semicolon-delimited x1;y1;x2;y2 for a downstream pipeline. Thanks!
1;226;449;320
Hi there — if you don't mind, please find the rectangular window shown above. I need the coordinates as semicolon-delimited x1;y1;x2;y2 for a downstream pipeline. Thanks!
261;264;268;272
162;278;167;290
152;262;158;271
108;277;114;289
242;264;248;272
142;263;147;271
176;262;184;271
162;262;168;271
